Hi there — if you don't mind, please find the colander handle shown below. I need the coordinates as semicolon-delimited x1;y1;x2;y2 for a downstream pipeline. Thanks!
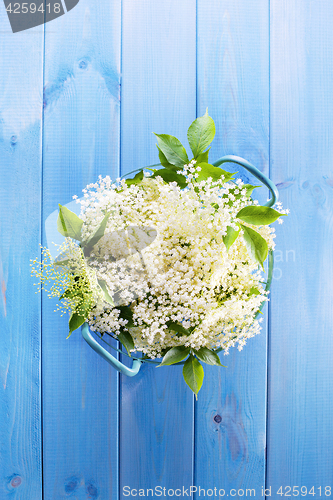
212;155;278;208
81;323;142;377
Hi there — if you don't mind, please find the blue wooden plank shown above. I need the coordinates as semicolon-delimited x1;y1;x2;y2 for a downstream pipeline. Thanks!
0;16;43;500
120;0;196;496
268;0;333;491
41;1;121;498
195;0;269;495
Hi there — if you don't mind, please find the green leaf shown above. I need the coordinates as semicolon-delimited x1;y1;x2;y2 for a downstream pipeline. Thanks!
60;288;77;300
154;133;189;167
157;146;179;171
195;163;235;183
125;170;144;187
152;169;187;189
236;206;286;225
223;225;240;252
84;212;111;250
249;286;261;296
240;224;268;269
243;184;261;197
159;346;190;366
118;330;134;357
167;321;191;336
194;347;226;367
57;204;83;241
160;347;172;357
67;312;85;338
195;148;211;164
98;279;114;306
117;305;135;328
187;109;216;158
182;354;204;398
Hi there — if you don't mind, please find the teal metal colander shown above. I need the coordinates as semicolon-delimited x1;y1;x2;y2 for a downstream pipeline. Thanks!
81;155;278;376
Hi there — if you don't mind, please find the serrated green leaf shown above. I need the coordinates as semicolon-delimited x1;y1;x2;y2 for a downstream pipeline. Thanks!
195;148;211;164
57;204;83;241
117;305;135;328
187;109;216;158
223;225;240;252
157;146;179;171
152;169;187;189
237;206;286;225
182;354;204;398
240;224;268;269
118;330;134;357
167;321;191;336
125;170;144;187
159;346;190;366
195;163;235;183
98;279;114;306
84;212;111;251
67;313;85;337
194;347;226;366
154;133;189;167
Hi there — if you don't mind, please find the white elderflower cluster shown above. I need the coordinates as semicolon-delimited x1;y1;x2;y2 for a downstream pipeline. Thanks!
71;173;277;358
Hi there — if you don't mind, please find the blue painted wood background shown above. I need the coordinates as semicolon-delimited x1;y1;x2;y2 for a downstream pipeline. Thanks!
0;1;332;498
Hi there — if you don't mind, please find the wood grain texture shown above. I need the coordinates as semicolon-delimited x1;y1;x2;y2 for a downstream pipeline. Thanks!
120;0;196;496
268;0;333;490
41;1;121;498
0;14;43;500
1;1;333;496
195;0;269;495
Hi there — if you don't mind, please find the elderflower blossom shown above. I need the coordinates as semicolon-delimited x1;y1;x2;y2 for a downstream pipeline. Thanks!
52;172;282;358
